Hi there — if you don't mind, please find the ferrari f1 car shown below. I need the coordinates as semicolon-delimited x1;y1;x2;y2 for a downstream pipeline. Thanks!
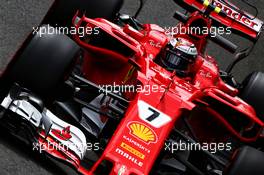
0;0;264;175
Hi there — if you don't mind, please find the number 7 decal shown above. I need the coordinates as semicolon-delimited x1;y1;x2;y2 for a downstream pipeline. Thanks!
138;101;172;128
146;108;160;122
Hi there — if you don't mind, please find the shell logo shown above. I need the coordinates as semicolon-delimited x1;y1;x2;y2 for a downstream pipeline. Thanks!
128;122;157;144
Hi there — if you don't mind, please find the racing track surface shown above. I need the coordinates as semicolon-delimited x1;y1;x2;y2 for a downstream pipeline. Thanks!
0;0;264;174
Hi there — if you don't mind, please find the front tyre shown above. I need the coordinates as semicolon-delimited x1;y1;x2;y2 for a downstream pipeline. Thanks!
239;72;264;121
7;25;80;97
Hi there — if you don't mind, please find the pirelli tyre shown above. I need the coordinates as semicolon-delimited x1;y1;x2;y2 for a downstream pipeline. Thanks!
225;146;264;175
239;71;264;121
7;25;80;97
42;0;124;27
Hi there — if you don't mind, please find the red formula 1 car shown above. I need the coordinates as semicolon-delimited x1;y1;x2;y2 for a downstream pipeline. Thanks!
1;0;264;175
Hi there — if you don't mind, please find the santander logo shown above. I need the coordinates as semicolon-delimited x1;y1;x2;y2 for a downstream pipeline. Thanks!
213;0;259;30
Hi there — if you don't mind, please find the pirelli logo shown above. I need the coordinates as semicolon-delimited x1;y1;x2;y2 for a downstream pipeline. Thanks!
120;142;145;160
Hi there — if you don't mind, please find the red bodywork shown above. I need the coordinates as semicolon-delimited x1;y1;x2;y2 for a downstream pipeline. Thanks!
68;9;264;175
179;0;263;39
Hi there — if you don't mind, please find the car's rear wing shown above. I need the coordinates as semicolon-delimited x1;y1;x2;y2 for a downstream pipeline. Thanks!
175;0;263;39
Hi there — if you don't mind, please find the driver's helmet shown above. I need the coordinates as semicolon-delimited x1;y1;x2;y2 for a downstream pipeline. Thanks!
161;37;198;76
